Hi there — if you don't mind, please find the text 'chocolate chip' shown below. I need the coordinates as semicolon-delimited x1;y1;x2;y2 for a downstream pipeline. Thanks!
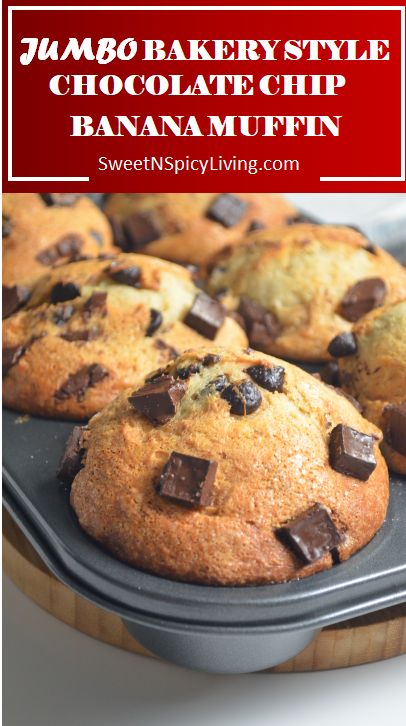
184;292;226;340
157;451;218;507
221;380;262;415
329;423;376;480
128;376;186;425
206;194;247;228
276;504;341;564
340;278;387;322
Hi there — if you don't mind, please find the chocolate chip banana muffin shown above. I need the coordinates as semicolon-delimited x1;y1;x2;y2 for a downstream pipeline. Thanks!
66;347;388;585
330;300;406;475
207;224;406;362
104;193;298;270
3;193;114;287
3;255;246;419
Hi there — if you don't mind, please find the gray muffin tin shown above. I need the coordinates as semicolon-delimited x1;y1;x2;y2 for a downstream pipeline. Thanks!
3;409;406;673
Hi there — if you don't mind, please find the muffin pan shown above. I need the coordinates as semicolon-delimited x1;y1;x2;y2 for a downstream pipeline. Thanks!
3;408;406;673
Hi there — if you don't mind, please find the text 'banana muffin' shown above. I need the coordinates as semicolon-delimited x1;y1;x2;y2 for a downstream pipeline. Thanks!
66;348;389;585
3;193;114;287
104;192;298;269
330;300;406;475
3;255;246;419
207;224;406;361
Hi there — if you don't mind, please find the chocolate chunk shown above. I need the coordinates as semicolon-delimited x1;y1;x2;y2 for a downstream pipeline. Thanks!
237;297;279;349
145;309;162;337
57;426;86;484
320;361;340;386
145;367;167;383
2;214;12;237
60;329;98;342
128;376;186;425
340;278;387;322
329;424;376;480
83;291;107;319
247;219;266;233
54;364;108;401
206;194;247;228
276;504;341;564
2;285;31;319
40;193;82;207
56;234;83;259
157;451;217;507
36;246;60;266
184;293;226;340
53;304;76;326
108;264;141;287
328;332;357;358
204;374;229;394
3;345;25;377
246;364;285;392
107;215;128;251
383;403;406;456
176;363;201;380
221;380;262;415
51;282;81;304
201;354;220;367
122;211;162;251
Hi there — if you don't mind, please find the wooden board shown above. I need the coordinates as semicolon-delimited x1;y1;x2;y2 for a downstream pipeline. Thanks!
3;508;406;672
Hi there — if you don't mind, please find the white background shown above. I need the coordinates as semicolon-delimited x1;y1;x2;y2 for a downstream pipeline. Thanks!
3;193;406;726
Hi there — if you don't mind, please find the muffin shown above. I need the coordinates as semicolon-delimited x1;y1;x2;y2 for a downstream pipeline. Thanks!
3;255;246;419
207;224;406;362
330;300;406;475
104;193;298;270
3;193;114;287
65;347;389;585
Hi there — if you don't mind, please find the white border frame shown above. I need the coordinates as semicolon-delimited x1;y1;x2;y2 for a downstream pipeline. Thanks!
7;5;406;183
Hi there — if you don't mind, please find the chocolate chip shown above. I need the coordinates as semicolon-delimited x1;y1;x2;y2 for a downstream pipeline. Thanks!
36;246;59;266
128;376;186;425
246;364;285;392
2;215;12;238
383;403;406;456
176;363;201;380
320;361;340;386
339;278;387;322
51;282;81;304
56;234;83;259
107;216;128;251
276;504;341;564
247;219;266;233
83;292;107;319
204;374;229;394
184;293;226;340
3;345;25;377
286;212;319;225
237;298;279;349
54;364;108;401
60;329;98;342
221;380;262;415
122;211;162;251
57;426;86;485
206;194;248;228
328;332;357;357
2;285;31;319
40;193;82;207
201;354;221;367
329;424;377;480
154;339;180;359
157;451;217;507
53;304;76;326
108;264;141;287
145;309;162;337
